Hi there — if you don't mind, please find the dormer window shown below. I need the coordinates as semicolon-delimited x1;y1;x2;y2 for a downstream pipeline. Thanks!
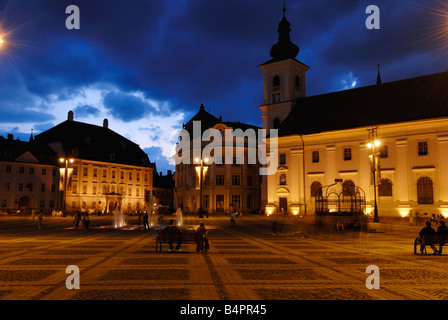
273;75;280;91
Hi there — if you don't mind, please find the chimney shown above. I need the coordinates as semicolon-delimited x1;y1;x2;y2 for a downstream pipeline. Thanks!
7;134;13;140
168;170;172;176
68;110;74;121
103;119;109;129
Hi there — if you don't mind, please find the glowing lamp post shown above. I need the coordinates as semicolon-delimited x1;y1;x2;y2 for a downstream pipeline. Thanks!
367;128;381;223
194;157;209;218
59;157;74;216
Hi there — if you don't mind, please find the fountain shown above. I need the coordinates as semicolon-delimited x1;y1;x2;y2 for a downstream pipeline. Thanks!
113;207;125;228
176;208;183;226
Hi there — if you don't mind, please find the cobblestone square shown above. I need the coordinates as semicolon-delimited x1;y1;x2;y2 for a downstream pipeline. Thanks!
0;214;446;300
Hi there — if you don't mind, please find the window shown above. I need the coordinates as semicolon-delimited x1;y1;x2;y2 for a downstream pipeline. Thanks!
72;183;77;194
103;169;107;178
42;168;46;175
111;170;116;179
93;168;98;177
203;195;209;209
310;181;322;197
379;145;388;159
312;151;320;163
247;176;253;186
49;200;55;208
83;168;88;177
232;175;241;186
295;76;300;90
378;179;393;197
18;183;23;191
41;184;46;192
73;166;78;176
4;182;10;191
280;174;286;185
19;167;24;174
273;75;280;90
343;148;352;161
26;183;33;192
93;186;97;195
6;166;11;173
417;177;433;204
232;158;240;166
231;195;241;209
52;168;57;176
129;172;133;180
279;153;286;165
216;175;225;186
82;185;87;194
29;168;34;174
247;195;252;210
418;141;428;156
40;200;45;208
51;184;56;192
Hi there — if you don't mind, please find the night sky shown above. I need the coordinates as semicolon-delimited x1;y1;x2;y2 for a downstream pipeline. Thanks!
0;0;447;173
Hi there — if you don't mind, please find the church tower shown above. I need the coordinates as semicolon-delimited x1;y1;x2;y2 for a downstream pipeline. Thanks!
259;4;309;131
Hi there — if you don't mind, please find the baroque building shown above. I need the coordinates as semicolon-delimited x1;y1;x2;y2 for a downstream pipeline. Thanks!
261;7;448;219
33;111;154;214
174;104;261;214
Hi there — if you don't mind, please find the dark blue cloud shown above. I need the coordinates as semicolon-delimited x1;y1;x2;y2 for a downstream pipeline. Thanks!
73;104;100;117
103;90;154;122
0;0;447;133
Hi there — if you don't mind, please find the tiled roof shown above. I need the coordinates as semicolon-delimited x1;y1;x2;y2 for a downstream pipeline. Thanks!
34;120;152;167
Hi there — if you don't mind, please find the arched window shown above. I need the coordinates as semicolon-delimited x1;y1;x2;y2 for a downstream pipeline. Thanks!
417;177;433;204
273;118;280;130
378;179;393;197
343;180;355;196
273;76;280;90
310;181;322;197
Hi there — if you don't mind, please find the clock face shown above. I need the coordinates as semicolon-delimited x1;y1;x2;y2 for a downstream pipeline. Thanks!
272;93;280;103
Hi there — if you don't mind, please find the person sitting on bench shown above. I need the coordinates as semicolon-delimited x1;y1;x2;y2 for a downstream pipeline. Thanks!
419;221;438;254
436;220;448;254
161;219;182;252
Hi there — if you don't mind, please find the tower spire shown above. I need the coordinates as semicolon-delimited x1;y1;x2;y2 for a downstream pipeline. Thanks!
269;2;299;61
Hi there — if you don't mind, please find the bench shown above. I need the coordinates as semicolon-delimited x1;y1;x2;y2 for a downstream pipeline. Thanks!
156;231;205;253
414;234;448;254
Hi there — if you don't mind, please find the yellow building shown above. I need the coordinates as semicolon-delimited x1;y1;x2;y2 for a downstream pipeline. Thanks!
34;111;154;214
261;8;448;219
174;104;261;215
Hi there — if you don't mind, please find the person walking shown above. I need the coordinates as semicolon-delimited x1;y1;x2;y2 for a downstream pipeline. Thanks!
84;212;90;229
38;211;43;230
143;211;150;230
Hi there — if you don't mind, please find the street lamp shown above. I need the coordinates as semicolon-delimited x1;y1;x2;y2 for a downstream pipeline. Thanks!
194;157;209;218
367;128;380;222
59;157;74;216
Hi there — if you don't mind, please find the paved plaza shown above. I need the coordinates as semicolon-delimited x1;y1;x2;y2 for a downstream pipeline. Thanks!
0;213;446;300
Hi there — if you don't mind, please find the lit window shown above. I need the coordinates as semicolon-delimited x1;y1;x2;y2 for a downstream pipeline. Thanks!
417;177;433;204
